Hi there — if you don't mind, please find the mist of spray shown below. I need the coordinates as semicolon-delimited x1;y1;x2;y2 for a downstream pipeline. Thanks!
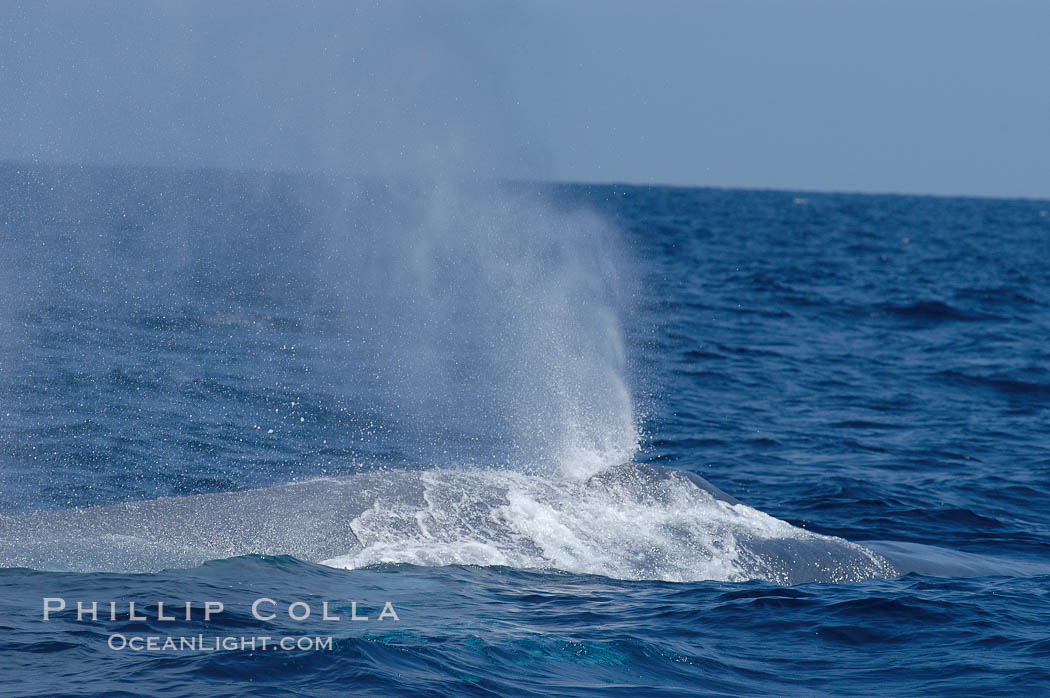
312;178;638;478
1;1;640;479
262;3;643;477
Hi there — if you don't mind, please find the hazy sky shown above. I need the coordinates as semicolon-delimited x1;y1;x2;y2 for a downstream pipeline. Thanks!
2;0;1048;198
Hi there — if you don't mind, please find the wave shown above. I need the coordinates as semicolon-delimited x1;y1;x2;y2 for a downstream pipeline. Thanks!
941;370;1050;403
872;300;995;324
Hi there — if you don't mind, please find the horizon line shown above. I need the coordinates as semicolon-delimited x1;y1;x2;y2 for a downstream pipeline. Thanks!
3;157;1047;206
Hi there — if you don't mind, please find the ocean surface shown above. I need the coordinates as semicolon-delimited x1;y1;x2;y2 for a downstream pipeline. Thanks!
1;162;1049;696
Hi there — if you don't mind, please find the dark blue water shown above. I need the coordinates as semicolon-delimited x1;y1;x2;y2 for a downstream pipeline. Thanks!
1;162;1049;695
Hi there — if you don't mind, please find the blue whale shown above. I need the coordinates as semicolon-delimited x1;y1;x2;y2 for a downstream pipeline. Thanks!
0;463;920;584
